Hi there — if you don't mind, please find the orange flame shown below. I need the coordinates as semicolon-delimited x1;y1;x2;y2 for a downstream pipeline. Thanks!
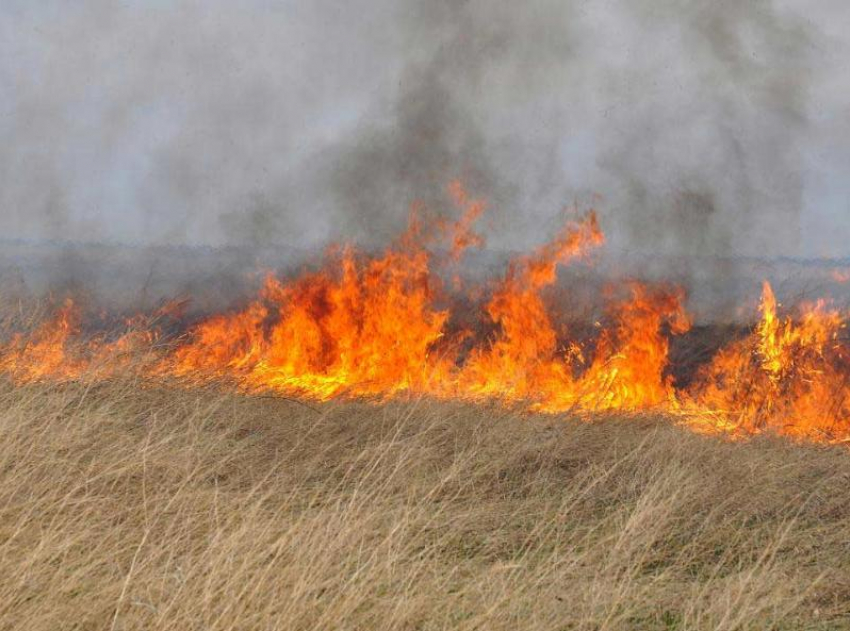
167;213;452;400
0;299;83;382
570;283;691;412
832;269;850;284
688;281;850;441
455;210;604;405
2;185;850;445
446;179;486;261
0;299;167;383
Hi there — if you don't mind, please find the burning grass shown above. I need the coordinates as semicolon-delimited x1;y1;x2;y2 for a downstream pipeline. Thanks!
0;379;848;629
2;183;850;624
1;181;849;442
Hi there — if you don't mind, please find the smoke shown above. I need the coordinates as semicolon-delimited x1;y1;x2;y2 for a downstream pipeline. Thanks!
324;0;583;247
596;0;814;259
0;0;844;261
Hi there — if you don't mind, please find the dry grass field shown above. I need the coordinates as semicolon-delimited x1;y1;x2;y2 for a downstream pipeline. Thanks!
1;378;849;630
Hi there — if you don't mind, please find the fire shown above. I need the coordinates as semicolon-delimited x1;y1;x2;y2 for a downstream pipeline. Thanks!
1;183;850;445
687;281;850;441
570;283;691;412
0;299;83;382
832;269;850;283
0;299;166;383
445;179;486;261
165;209;454;399
455;210;604;405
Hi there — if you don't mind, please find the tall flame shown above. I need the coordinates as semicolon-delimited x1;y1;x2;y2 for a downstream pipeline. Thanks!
2;184;850;444
169;239;451;399
455;210;605;405
688;281;850;441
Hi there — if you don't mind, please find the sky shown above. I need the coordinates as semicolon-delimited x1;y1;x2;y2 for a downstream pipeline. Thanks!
1;0;848;258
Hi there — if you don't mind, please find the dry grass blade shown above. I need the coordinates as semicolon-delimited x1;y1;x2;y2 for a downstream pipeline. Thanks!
0;380;848;629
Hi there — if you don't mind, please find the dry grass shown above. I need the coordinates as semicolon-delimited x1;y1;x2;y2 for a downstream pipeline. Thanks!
0;379;849;630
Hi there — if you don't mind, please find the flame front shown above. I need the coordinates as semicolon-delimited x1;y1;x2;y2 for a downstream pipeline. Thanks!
687;281;850;441
2;184;850;444
166;212;453;399
455;210;605;405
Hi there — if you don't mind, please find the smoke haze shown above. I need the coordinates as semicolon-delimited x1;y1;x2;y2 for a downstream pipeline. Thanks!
1;0;848;257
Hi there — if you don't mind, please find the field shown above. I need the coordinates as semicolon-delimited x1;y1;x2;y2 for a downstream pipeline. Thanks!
2;379;850;630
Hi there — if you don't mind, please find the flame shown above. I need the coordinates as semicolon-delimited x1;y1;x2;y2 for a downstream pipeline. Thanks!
446;179;486;261
687;281;850;441
0;299;83;381
455;210;605;405
832;269;850;284
0;299;167;383
570;283;691;412
167;213;453;400
2;184;850;445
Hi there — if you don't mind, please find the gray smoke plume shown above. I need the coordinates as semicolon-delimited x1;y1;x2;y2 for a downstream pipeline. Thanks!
597;0;814;259
0;0;846;264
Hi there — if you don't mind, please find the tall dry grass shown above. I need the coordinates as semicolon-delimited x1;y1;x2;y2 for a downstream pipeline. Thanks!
0;377;849;630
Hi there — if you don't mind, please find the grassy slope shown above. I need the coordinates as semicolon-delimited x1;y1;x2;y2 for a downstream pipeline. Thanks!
0;380;849;630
